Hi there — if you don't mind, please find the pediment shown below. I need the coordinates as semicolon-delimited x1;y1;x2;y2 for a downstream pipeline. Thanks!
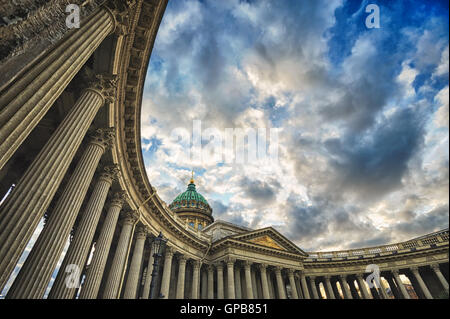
247;235;287;251
230;227;308;256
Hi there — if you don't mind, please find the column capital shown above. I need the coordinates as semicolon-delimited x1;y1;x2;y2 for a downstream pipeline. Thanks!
86;74;118;103
391;269;400;276
324;275;332;280
104;0;136;36
287;269;296;276
225;257;236;266
410;266;420;273
99;165;120;184
121;210;139;225
135;225;148;239
164;246;175;258
274;266;282;274
178;255;187;264
207;264;215;272
88;127;115;150
258;263;268;272
215;262;224;270
355;273;365;279
110;191;128;208
243;260;252;268
192;259;201;270
430;263;441;272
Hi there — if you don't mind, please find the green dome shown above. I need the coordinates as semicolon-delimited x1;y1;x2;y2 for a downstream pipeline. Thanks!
169;181;213;215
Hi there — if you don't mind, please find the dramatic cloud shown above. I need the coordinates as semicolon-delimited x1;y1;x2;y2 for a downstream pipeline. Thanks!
141;0;449;252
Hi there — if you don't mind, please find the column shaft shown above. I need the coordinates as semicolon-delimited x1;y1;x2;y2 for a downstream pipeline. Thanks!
48;167;116;299
300;273;311;299
234;266;242;299
356;274;371;299
432;264;449;292
288;270;299;299
207;265;214;299
123;227;147;299
176;257;187;299
0;83;112;291
324;276;335;299
191;261;200;299
7;131;110;299
217;264;224;299
78;193;126;299
411;267;433;299
244;261;254;299
102;211;137;299
340;276;352;299
392;270;410;299
259;265;270;299
275;267;286;299
227;260;235;299
309;277;319;299
160;248;174;299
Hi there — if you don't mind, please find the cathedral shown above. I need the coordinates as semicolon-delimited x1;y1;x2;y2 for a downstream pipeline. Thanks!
0;0;448;299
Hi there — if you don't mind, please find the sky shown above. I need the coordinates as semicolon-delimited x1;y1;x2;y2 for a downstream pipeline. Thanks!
141;0;449;252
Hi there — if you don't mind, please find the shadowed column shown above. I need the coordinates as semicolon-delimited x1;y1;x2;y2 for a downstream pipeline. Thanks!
102;210;138;299
49;165;119;299
411;267;433;299
226;258;236;299
191;260;200;299
216;263;224;299
176;256;187;299
244;261;254;299
160;247;174;299
309;276;319;299
274;266;286;299
0;75;117;292
123;226;148;299
288;269;298;299
259;264;270;299
6;128;115;299
207;265;214;299
78;192;128;299
300;271;310;299
431;264;449;292
392;269;410;299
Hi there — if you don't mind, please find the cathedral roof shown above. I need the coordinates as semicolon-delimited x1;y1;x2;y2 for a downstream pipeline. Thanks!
169;173;213;215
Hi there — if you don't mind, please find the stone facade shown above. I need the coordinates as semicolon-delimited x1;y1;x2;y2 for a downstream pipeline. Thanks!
0;0;448;299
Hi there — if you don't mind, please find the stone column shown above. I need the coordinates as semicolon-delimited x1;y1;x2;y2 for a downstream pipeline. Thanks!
48;165;119;299
386;275;401;299
207;265;214;299
300;272;310;299
102;211;138;299
0;5;123;170
287;269;299;299
338;275;352;299
251;268;258;298
243;261;254;299
356;274;371;299
258;264;270;299
323;275;335;299
0;76;117;292
175;255;187;299
411;267;433;299
309;276;319;299
159;247;174;299
141;244;155;299
191;260;200;299
216;263;224;299
274;266;287;299
392;269;410;299
431;264;449;292
378;276;389;299
6;129;114;299
226;258;236;299
234;265;242;299
123;226;148;299
79;192;128;299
